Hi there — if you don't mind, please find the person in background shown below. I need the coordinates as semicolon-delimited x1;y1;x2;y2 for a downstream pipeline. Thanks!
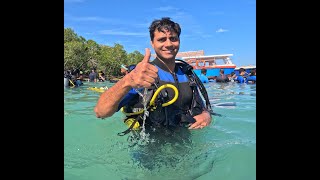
75;71;84;86
64;70;73;87
236;68;247;84
120;64;136;75
89;69;97;82
229;72;237;82
98;71;106;82
248;69;256;76
120;64;129;75
198;68;209;83
246;69;256;84
216;69;230;83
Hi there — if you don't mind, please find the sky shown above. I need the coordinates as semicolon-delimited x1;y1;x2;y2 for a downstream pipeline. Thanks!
64;0;256;66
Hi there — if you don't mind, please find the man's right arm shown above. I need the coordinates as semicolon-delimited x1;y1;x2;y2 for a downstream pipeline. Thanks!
94;48;157;119
94;74;133;118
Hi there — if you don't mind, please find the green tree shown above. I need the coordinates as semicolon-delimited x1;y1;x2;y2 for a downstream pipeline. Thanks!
64;41;87;70
127;50;144;65
64;28;83;43
64;27;145;78
82;40;101;71
98;43;127;77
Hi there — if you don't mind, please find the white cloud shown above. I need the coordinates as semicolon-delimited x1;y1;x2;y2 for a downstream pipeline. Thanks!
216;28;228;33
99;29;148;37
64;14;115;23
72;16;106;22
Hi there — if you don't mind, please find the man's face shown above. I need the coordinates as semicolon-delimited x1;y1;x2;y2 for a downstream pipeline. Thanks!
151;29;180;61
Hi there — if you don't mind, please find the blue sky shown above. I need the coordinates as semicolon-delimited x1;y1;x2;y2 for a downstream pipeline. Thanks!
64;0;256;66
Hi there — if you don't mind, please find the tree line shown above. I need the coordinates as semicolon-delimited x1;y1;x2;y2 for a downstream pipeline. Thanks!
64;28;145;77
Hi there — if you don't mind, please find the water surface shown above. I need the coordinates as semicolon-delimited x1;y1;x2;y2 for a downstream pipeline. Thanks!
64;81;256;180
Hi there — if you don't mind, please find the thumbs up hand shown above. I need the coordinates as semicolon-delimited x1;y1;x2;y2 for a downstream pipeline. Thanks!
142;47;151;63
128;48;158;88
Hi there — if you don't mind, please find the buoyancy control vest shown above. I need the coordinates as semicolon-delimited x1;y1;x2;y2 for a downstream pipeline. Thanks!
118;58;214;136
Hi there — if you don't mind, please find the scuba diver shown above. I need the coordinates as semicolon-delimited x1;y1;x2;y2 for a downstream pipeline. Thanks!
94;17;215;136
216;69;230;83
64;69;83;87
94;17;217;170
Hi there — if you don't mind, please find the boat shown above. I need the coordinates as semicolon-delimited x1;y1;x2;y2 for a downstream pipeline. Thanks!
180;54;236;77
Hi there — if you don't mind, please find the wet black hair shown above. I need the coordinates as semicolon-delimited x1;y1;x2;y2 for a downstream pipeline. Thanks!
149;17;181;41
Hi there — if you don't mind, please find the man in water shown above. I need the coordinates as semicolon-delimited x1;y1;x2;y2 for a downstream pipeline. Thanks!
89;69;97;82
94;17;211;130
198;68;209;83
94;17;212;169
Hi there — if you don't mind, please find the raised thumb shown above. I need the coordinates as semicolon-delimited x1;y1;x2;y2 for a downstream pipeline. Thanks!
142;48;151;63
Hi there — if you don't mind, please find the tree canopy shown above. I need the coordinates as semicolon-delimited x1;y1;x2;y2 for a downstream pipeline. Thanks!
64;28;144;77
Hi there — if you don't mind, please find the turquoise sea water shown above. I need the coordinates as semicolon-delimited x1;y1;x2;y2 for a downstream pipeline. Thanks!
64;81;256;180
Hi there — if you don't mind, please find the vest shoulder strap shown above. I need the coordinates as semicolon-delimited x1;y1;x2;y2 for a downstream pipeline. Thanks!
175;59;214;114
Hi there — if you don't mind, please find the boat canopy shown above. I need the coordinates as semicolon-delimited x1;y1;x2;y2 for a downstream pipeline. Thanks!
181;54;233;60
181;54;235;67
